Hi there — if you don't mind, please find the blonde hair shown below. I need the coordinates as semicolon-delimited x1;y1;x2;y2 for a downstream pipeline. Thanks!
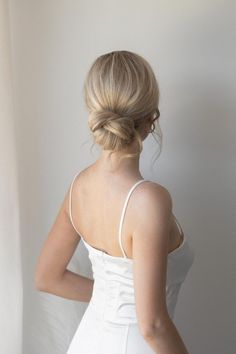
83;50;162;166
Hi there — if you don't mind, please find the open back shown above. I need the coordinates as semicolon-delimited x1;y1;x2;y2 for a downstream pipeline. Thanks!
67;173;195;353
69;174;185;259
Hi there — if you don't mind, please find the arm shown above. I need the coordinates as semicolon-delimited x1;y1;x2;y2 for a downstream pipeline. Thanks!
132;183;189;354
34;176;94;302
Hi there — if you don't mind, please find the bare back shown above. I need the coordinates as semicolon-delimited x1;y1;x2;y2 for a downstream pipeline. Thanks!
69;165;184;259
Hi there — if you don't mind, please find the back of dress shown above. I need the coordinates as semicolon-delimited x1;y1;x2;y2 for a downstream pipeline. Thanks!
67;177;195;354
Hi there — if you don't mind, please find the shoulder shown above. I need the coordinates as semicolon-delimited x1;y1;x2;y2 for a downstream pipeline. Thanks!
128;181;173;238
69;166;91;189
65;168;88;213
132;181;173;215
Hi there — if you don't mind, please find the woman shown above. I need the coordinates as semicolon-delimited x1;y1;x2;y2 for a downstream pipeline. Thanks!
35;50;195;353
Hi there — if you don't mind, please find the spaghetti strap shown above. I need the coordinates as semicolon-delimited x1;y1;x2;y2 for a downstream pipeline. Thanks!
118;179;150;258
69;172;81;235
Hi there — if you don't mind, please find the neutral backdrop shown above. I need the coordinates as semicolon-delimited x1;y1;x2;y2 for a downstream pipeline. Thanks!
6;0;236;353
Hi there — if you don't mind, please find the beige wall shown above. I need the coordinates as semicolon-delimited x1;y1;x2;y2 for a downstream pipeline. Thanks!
9;0;236;353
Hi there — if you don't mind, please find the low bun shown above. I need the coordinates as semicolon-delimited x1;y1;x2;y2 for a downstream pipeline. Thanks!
83;50;162;167
88;110;136;151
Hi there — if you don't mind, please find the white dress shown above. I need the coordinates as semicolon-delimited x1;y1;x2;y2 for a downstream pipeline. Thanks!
66;178;195;354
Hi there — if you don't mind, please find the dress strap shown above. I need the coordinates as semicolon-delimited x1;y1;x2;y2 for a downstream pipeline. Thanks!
118;179;150;258
68;172;81;235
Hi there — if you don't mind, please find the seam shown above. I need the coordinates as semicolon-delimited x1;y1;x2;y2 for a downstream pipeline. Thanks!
124;323;130;354
96;258;105;354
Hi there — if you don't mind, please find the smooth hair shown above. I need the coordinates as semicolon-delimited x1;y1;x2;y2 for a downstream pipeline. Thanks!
83;50;162;167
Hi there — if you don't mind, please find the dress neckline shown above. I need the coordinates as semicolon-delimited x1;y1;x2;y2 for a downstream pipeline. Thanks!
81;231;187;262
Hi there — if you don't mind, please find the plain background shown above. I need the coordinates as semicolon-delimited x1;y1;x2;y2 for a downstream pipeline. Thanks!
6;0;236;353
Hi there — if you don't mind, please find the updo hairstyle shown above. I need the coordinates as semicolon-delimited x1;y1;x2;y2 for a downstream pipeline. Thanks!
83;50;162;165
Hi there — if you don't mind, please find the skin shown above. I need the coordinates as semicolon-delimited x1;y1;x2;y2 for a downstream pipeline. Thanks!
35;117;189;353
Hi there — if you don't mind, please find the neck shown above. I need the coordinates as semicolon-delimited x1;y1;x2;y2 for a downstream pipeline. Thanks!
95;141;143;178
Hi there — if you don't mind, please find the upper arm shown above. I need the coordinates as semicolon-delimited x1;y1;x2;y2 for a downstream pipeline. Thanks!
35;175;81;287
132;183;173;334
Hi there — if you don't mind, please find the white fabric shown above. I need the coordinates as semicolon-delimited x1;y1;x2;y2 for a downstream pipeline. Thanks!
67;179;195;353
